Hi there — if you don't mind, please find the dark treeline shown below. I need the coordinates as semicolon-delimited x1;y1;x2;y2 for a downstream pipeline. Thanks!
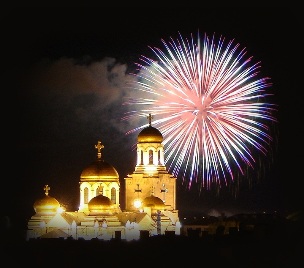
2;223;302;267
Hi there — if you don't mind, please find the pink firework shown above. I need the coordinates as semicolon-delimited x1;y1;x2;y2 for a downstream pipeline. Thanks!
124;32;277;191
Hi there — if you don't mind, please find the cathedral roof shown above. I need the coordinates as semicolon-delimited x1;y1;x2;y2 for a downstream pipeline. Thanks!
80;141;119;181
138;125;163;143
88;194;113;209
137;114;163;143
88;194;119;215
80;159;119;180
33;185;60;215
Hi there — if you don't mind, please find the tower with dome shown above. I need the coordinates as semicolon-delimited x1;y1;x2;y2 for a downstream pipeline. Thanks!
26;115;181;240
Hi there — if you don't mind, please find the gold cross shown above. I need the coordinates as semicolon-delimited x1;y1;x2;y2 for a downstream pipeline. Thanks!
160;183;168;193
135;184;142;193
160;183;168;203
135;184;142;199
44;185;50;196
95;141;104;159
147;113;153;126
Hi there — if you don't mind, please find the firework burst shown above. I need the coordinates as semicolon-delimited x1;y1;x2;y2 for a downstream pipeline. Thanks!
124;32;277;191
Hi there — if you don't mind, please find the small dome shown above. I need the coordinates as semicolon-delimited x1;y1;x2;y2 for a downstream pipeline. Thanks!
142;195;165;210
88;195;113;211
80;159;119;181
138;126;163;143
34;195;60;215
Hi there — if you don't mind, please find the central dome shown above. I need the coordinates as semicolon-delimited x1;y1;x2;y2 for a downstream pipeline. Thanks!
138;126;163;143
80;159;119;181
80;140;119;182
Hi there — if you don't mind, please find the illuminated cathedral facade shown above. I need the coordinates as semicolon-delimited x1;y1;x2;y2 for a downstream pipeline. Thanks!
26;115;181;241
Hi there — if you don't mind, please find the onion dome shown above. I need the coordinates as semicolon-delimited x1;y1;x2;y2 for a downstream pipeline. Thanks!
142;195;165;210
137;113;163;143
33;185;60;215
138;126;163;143
80;141;119;182
88;195;115;215
81;161;119;180
88;195;113;210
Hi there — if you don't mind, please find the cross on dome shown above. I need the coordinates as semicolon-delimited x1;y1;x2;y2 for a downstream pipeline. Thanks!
95;141;104;159
147;113;153;126
44;185;50;196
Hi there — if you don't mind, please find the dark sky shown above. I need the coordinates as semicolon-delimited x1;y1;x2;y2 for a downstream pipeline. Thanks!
5;7;303;225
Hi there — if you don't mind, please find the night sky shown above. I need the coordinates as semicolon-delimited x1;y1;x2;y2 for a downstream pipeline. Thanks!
5;7;303;227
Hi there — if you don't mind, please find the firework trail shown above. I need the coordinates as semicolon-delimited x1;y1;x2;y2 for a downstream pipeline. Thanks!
124;32;277;191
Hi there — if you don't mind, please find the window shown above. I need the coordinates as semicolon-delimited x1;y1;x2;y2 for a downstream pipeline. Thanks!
111;187;116;204
84;187;89;204
149;149;153;164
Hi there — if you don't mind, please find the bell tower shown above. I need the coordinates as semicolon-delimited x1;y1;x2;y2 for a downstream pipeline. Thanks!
124;114;177;212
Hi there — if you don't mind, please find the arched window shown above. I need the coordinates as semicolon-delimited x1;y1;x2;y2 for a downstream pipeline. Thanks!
84;187;89;204
149;149;153;164
111;187;116;204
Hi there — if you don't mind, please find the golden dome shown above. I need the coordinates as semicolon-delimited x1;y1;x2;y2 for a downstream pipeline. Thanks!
80;141;119;182
88;194;113;209
138;126;163;143
88;195;115;215
80;159;119;181
142;195;165;210
34;195;60;215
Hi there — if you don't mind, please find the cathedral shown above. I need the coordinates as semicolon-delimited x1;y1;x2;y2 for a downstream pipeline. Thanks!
26;115;181;241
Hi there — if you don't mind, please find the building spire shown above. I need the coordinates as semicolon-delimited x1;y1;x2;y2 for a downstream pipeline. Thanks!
95;140;104;160
147;113;153;126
